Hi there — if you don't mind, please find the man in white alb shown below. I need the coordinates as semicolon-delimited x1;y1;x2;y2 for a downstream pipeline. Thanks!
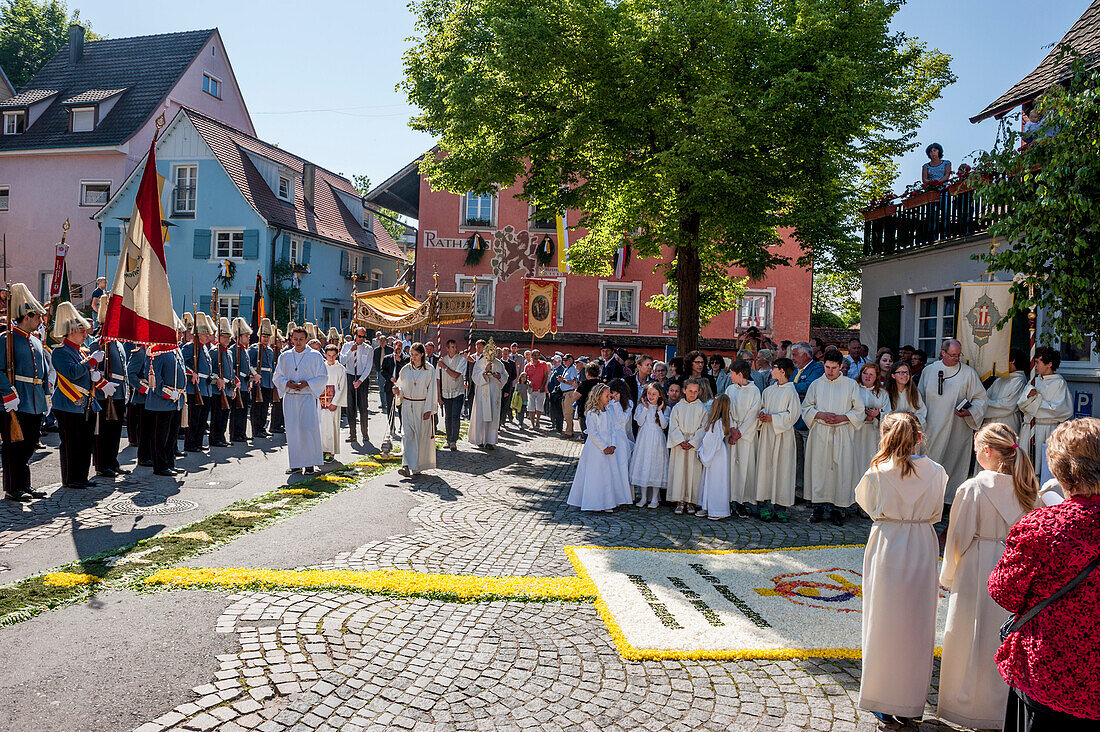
339;326;374;443
917;338;987;503
438;339;467;451
273;326;329;475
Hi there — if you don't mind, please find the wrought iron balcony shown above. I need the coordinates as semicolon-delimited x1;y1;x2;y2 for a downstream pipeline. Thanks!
862;183;1006;258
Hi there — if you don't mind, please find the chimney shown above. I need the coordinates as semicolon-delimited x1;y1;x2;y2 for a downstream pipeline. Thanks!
302;163;316;210
68;24;85;66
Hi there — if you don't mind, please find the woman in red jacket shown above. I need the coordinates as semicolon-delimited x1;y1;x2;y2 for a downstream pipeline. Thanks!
988;417;1100;730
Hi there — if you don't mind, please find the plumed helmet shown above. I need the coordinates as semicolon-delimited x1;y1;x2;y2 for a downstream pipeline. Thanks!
218;316;232;337
8;283;46;321
231;316;252;339
195;312;215;336
51;301;91;340
181;311;195;331
97;292;111;324
258;317;274;338
286;321;297;335
327;326;340;342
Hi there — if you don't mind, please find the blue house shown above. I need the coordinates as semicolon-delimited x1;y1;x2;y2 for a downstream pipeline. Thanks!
94;108;406;330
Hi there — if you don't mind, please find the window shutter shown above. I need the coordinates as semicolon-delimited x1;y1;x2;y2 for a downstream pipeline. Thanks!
340;250;349;275
242;229;260;259
103;227;121;255
279;233;290;261
199;295;212;314
239;296;252;319
194;229;212;259
877;295;903;352
302;240;312;265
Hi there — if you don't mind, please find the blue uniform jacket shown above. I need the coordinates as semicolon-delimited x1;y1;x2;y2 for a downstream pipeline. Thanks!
127;346;149;406
210;345;235;397
181;341;212;397
88;337;129;403
248;343;275;389
51;341;103;414
145;349;187;412
233;343;252;385
0;328;49;415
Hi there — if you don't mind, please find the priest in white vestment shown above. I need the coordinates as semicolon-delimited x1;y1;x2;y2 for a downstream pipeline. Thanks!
393;344;439;475
802;353;864;525
273;327;329;474
1017;347;1073;473
469;343;505;449
319;345;348;459
982;350;1029;433
917;339;987;502
723;363;761;510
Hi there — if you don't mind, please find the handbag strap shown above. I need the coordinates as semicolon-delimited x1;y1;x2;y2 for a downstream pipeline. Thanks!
1005;552;1100;636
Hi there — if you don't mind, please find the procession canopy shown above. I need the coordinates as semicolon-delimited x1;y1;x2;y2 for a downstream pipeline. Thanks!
351;286;473;333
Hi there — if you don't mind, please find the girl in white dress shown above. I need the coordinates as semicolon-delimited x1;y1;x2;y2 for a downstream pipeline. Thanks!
885;362;927;427
938;423;1038;729
607;379;635;506
319;345;348;460
854;363;891;476
855;412;947;726
667;379;707;514
755;358;801;522
632;382;669;508
567;384;626;512
697;394;732;519
392;343;438;477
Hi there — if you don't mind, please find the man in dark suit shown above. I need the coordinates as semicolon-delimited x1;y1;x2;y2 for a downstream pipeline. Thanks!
380;340;407;429
599;340;623;383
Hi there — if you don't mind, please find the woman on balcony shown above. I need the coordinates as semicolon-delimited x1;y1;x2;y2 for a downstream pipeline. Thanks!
922;143;952;184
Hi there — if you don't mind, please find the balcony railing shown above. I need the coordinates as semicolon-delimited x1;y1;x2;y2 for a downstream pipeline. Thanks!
862;183;1008;258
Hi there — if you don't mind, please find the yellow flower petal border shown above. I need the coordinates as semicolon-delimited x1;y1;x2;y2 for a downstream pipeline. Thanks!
43;572;102;587
563;543;937;662
144;567;596;602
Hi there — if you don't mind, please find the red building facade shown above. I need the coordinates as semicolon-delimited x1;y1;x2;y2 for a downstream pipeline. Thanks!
368;160;812;359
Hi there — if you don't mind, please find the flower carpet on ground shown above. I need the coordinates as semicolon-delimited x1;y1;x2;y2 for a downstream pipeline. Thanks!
567;544;950;661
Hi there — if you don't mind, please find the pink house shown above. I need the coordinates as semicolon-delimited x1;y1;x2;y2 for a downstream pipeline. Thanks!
0;25;252;302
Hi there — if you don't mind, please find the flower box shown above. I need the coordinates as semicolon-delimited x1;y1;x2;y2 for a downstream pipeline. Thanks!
862;204;897;221
901;189;942;209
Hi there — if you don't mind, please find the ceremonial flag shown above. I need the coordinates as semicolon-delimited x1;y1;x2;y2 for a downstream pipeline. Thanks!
49;242;69;298
250;271;266;332
554;212;569;273
613;245;630;280
44;266;71;348
102;137;177;346
522;278;560;338
957;281;1015;380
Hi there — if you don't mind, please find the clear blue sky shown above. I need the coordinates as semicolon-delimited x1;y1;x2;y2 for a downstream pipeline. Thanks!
74;0;1091;193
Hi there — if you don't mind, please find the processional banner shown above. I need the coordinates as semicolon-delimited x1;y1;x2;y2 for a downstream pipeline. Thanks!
957;281;1014;380
522;278;559;338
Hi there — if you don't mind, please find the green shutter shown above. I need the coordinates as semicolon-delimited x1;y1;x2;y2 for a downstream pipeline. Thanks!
877;295;903;352
193;229;211;259
199;295;211;313
279;233;290;261
302;240;312;265
239;296;252;319
103;227;121;255
340;250;349;275
242;229;260;259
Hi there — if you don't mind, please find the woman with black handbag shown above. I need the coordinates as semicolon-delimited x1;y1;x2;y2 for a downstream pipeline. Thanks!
989;417;1100;730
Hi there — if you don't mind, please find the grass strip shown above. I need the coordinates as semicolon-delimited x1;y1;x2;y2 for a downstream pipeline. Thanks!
144;567;596;602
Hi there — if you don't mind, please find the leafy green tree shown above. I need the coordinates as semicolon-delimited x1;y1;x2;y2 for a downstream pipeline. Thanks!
973;53;1100;348
401;0;952;352
267;259;303;328
0;0;101;89
812;268;862;327
352;174;409;247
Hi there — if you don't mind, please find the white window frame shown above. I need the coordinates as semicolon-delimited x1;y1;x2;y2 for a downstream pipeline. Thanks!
217;294;239;320
462;191;496;229
369;268;382;290
79;180;111;207
202;72;222;99
277;175;291;202
0;186;8;212
70;106;96;132
738;289;773;331
288;236;302;265
598;280;642;330
662;284;677;331
456;275;495;322
914;292;957;356
528;204;556;231
213;229;245;260
173;164;198;215
39;272;52;304
2;111;25;135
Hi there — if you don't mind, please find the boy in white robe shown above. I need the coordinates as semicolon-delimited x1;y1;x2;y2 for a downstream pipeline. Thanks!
468;340;505;449
272;327;328;475
917;339;987;503
723;360;761;517
802;350;864;526
1017;346;1073;474
666;380;707;513
755;358;801;522
319;345;348;459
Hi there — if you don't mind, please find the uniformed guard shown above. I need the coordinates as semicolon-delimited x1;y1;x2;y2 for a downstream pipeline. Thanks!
0;284;49;501
249;317;276;438
126;342;154;465
327;326;342;347
269;328;286;434
90;295;130;478
208;316;236;447
146;324;187;476
230;317;254;443
51;301;110;489
182;313;214;452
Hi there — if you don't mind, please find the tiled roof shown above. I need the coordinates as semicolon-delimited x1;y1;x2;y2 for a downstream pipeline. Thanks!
184;109;406;260
972;0;1100;122
61;88;127;105
0;88;58;108
0;29;213;150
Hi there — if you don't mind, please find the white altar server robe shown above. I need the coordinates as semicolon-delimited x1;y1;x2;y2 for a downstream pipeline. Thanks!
395;363;438;473
273;347;329;469
697;421;731;518
887;389;927;428
855;456;947;718
982;371;1028;434
853;386;891;477
1017;373;1072;466
666;399;707;504
802;375;864;506
320;360;348;455
755;382;801;507
918;361;987;502
724;382;761;503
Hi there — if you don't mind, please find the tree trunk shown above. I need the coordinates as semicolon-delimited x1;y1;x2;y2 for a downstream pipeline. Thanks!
676;213;702;356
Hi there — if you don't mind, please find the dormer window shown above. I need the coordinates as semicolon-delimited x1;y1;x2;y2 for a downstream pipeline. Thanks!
2;111;25;135
70;106;96;132
278;175;292;202
202;73;221;99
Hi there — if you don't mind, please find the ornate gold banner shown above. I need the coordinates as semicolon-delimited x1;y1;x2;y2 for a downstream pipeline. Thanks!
522;278;559;339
